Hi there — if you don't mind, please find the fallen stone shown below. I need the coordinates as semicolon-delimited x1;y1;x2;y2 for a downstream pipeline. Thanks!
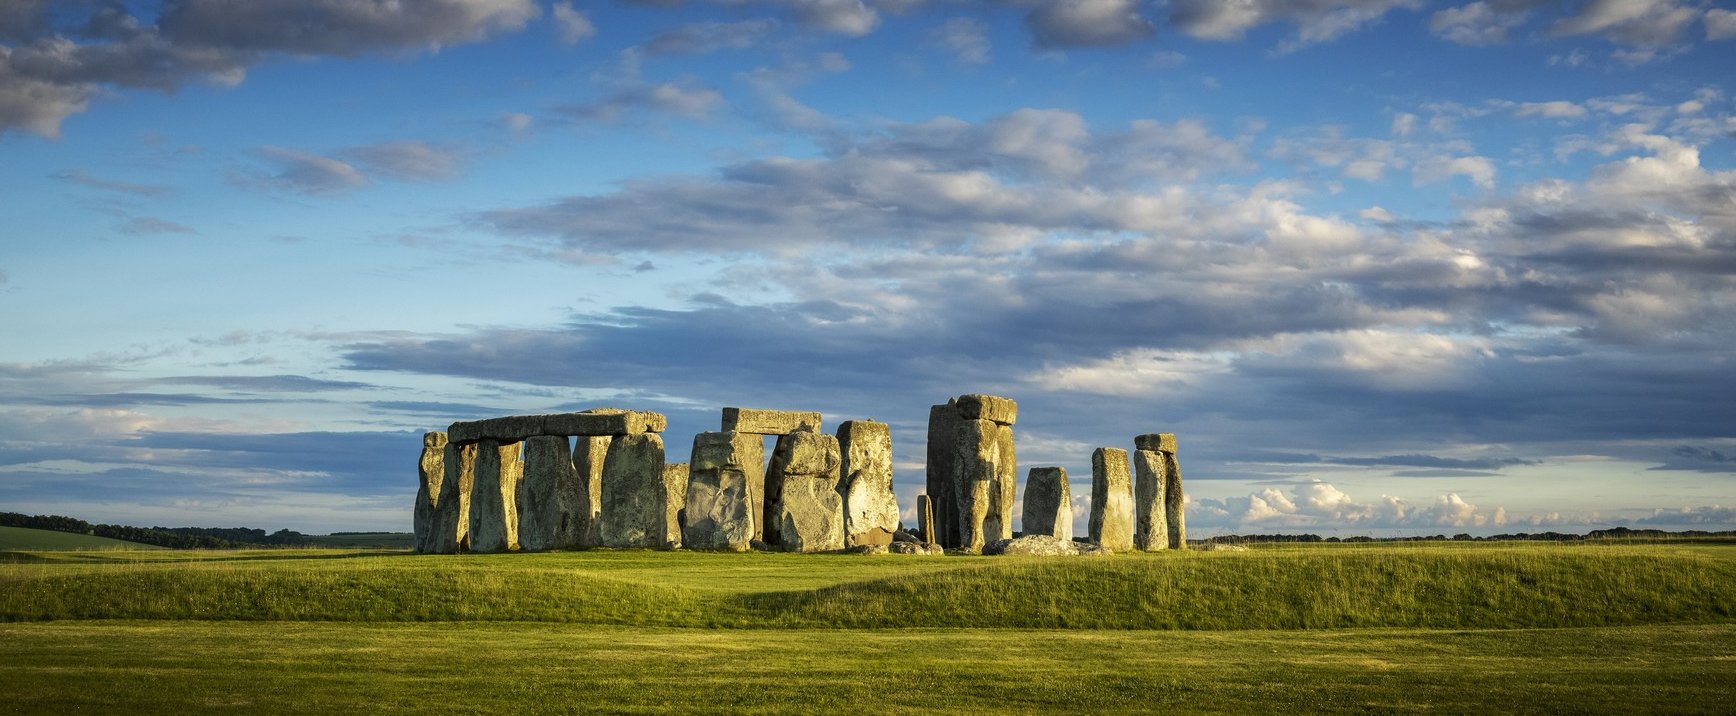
1134;432;1177;454
768;430;843;552
983;534;1093;556
467;440;524;553
955;393;1018;426
661;463;688;549
1020;466;1073;541
763;430;841;546
1133;449;1169;551
412;431;446;553
925;402;960;548
837;420;898;549
427;442;475;554
682;431;764;552
1164;450;1187;550
599;432;667;548
951;417;999;553
847;543;889;555
888;541;946;555
892;529;921;543
722;407;823;435
517;435;574;552
1089;447;1134;553
571;435;610;547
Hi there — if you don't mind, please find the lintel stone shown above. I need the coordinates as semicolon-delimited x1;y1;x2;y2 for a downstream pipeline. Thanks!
721;407;823;435
1134;432;1177;454
448;409;666;444
955;394;1017;425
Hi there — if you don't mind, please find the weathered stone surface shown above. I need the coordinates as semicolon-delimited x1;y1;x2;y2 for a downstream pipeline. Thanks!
1133;449;1170;551
1021;466;1073;541
951;418;999;553
893;529;921;543
1164;450;1187;550
413;432;446;553
924;403;960;548
661;463;688;549
767;430;843;552
722;407;823;435
1089;447;1134;553
682;431;764;552
571;435;610;547
599;433;667;548
837;420;898;548
762;430;840;546
955;394;1018;425
1134;432;1177;454
467;440;523;553
917;494;937;546
984;534;1098;556
426;442;475;554
988;423;1016;542
847;543;889;555
517;435;574;552
887;541;945;555
448;409;665;444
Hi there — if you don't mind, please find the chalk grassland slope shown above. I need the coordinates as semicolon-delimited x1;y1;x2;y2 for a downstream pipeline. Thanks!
3;621;1732;714
3;543;1733;629
0;526;160;551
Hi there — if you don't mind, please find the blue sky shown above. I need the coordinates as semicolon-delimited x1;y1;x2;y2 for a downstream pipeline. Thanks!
2;0;1734;535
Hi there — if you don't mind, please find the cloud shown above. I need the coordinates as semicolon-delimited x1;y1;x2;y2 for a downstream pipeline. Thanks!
1169;0;1420;51
1550;0;1701;47
1510;100;1588;119
119;217;198;236
1190;480;1499;530
154;375;374;393
646;19;779;54
1414;154;1496;189
247;146;369;194
1430;1;1533;45
52;170;172;196
785;0;880;36
1025;0;1156;48
156;0;540;56
930;17;990;63
1708;9;1736;40
1633;505;1736;526
340;141;465;181
552;2;597;44
557;80;725;121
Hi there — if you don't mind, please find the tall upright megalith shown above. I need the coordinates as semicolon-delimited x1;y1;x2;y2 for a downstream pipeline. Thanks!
599;432;668;548
723;407;824;541
468;439;524;553
766;429;844;552
917;494;937;546
683;431;764;551
572;435;610;547
1133;446;1169;551
413;432;447;553
1135;433;1185;550
1022;466;1072;541
518;435;575;552
926;394;1017;549
837;419;897;548
427;441;475;553
1089;447;1133;552
661;462;688;550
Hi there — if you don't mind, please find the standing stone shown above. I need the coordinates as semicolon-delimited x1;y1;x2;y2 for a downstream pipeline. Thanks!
1021;466;1073;541
1165;450;1186;550
468;440;524;553
988;423;1016;542
951;418;999;553
766;430;843;552
517;435;574;552
427;442;475;554
1133;449;1170;551
572;435;610;547
917;494;937;546
837;420;897;548
661;463;688;549
683;431;764;551
925;402;961;548
1089;447;1134;552
599;433;667;548
413;432;447;553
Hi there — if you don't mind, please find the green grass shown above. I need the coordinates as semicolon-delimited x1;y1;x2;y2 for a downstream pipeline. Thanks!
305;532;416;548
0;525;160;551
2;621;1731;714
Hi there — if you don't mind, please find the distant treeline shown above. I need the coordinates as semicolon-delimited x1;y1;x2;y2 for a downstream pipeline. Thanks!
0;512;314;549
1200;526;1736;544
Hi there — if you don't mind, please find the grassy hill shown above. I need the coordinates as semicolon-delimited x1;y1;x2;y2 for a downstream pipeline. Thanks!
305;532;416;548
0;526;160;552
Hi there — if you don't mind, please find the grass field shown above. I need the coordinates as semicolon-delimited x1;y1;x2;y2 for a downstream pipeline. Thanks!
2;542;1732;713
0;525;159;551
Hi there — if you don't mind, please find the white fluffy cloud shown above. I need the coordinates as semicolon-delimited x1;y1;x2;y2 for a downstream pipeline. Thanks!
1192;480;1498;529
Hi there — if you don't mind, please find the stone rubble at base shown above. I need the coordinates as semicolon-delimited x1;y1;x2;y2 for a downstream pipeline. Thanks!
412;399;1186;555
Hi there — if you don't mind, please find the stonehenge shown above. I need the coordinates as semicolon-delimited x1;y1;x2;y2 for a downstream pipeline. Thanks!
411;398;1188;555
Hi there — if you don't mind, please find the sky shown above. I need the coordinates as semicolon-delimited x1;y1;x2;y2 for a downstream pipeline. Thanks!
2;0;1734;537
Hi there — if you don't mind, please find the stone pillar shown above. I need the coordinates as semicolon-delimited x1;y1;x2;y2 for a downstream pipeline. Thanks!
599;433;667;548
683;431;764;551
1021;466;1072;541
837;420;897;548
517;435;574;552
924;403;961;548
1089;447;1133;552
572;435;610;547
917;494;937;546
413;432;447;553
951;418;999;553
1133;449;1169;551
427;441;475;554
1136;433;1185;550
468;439;523;553
661;463;688;549
990;423;1016;542
768;430;843;552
